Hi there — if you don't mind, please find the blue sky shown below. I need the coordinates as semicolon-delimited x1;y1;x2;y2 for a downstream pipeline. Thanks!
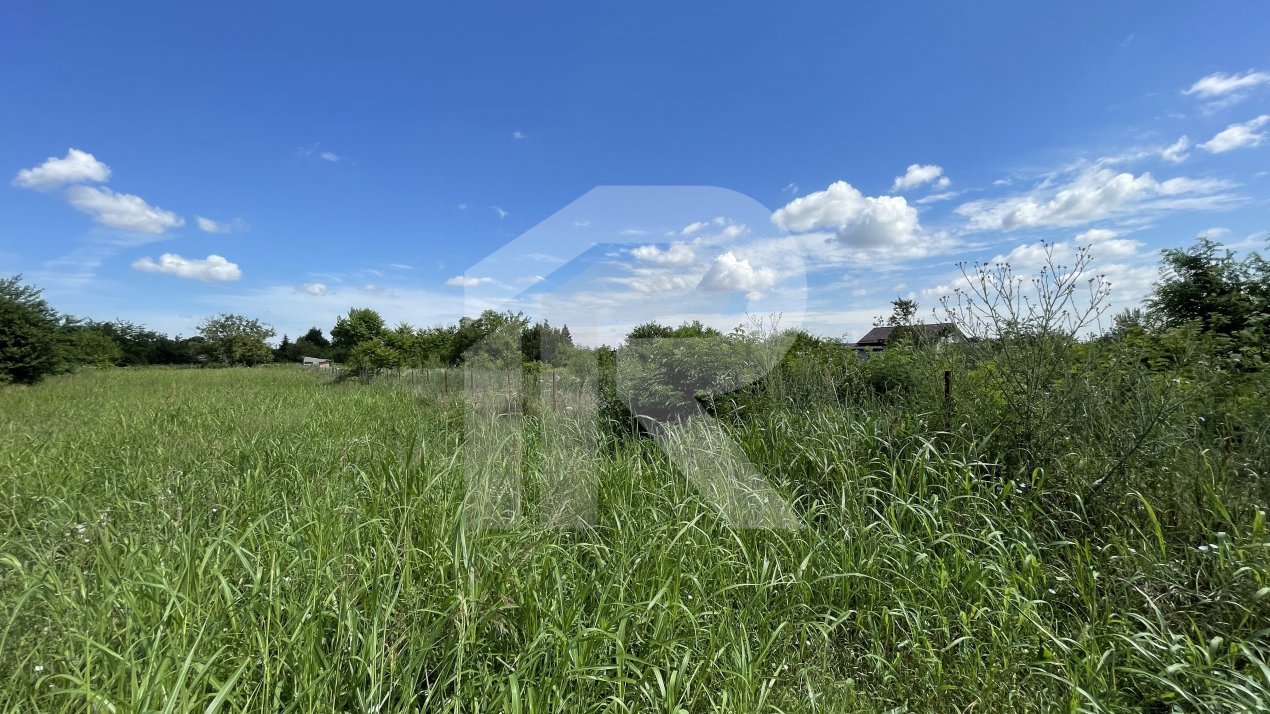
2;2;1269;344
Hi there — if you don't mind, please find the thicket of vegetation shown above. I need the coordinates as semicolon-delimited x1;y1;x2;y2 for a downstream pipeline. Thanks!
2;236;1268;711
0;275;581;383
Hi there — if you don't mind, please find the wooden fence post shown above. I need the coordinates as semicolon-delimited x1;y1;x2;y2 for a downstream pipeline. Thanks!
943;369;953;432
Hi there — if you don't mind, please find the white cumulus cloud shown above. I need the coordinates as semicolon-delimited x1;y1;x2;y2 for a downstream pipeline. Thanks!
299;282;328;296
1199;115;1270;153
632;243;695;265
13;148;111;189
698;251;776;295
772;180;926;251
1072;228;1142;258
891;164;950;192
445;275;494;287
132;253;241;282
65;185;184;234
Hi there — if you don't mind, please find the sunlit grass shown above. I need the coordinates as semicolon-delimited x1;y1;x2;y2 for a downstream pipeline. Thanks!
2;367;1267;712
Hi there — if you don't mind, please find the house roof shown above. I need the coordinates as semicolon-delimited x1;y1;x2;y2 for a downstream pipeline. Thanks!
853;322;962;347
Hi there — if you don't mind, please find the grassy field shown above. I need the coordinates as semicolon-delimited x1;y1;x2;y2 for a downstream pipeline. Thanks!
2;366;1268;712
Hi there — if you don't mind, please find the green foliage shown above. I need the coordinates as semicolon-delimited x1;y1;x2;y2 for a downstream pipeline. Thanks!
1148;236;1269;338
862;342;921;397
881;296;919;326
3;366;1268;711
626;319;722;342
4;235;1269;710
88;320;196;366
272;334;295;363
196;313;276;366
942;243;1114;475
63;326;123;368
300;327;330;348
0;275;60;384
452;309;529;367
520;319;574;366
345;337;403;378
331;308;386;358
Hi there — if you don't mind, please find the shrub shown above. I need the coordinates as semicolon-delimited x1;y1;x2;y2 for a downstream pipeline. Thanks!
0;275;61;385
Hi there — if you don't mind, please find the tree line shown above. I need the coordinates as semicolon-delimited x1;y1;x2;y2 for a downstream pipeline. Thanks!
2;235;1265;387
0;278;579;384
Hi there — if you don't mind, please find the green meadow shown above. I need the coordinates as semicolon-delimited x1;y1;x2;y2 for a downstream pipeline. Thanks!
2;361;1268;712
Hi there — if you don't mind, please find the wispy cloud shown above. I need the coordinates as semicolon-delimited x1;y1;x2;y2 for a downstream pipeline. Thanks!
1184;70;1270;98
445;275;494;287
297;143;340;162
681;220;712;236
1199;115;1270;153
915;191;959;205
195;216;249;234
1184;70;1270;113
956;167;1235;231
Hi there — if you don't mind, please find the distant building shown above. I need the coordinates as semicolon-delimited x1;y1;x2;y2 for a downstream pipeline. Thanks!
301;356;333;368
851;323;963;353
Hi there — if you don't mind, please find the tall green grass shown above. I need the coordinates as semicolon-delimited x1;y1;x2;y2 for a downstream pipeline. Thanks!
2;367;1267;711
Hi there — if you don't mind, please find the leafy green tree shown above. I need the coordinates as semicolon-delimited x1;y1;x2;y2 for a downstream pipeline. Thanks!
521;319;575;366
0;275;61;384
346;338;403;379
383;322;420;365
300;327;330;348
331;308;386;359
626;320;721;343
882;297;919;327
416;325;458;366
1147;237;1269;338
627;322;675;341
89;320;191;365
64;327;123;367
197;313;276;366
293;334;332;360
273;334;296;363
451;310;529;366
